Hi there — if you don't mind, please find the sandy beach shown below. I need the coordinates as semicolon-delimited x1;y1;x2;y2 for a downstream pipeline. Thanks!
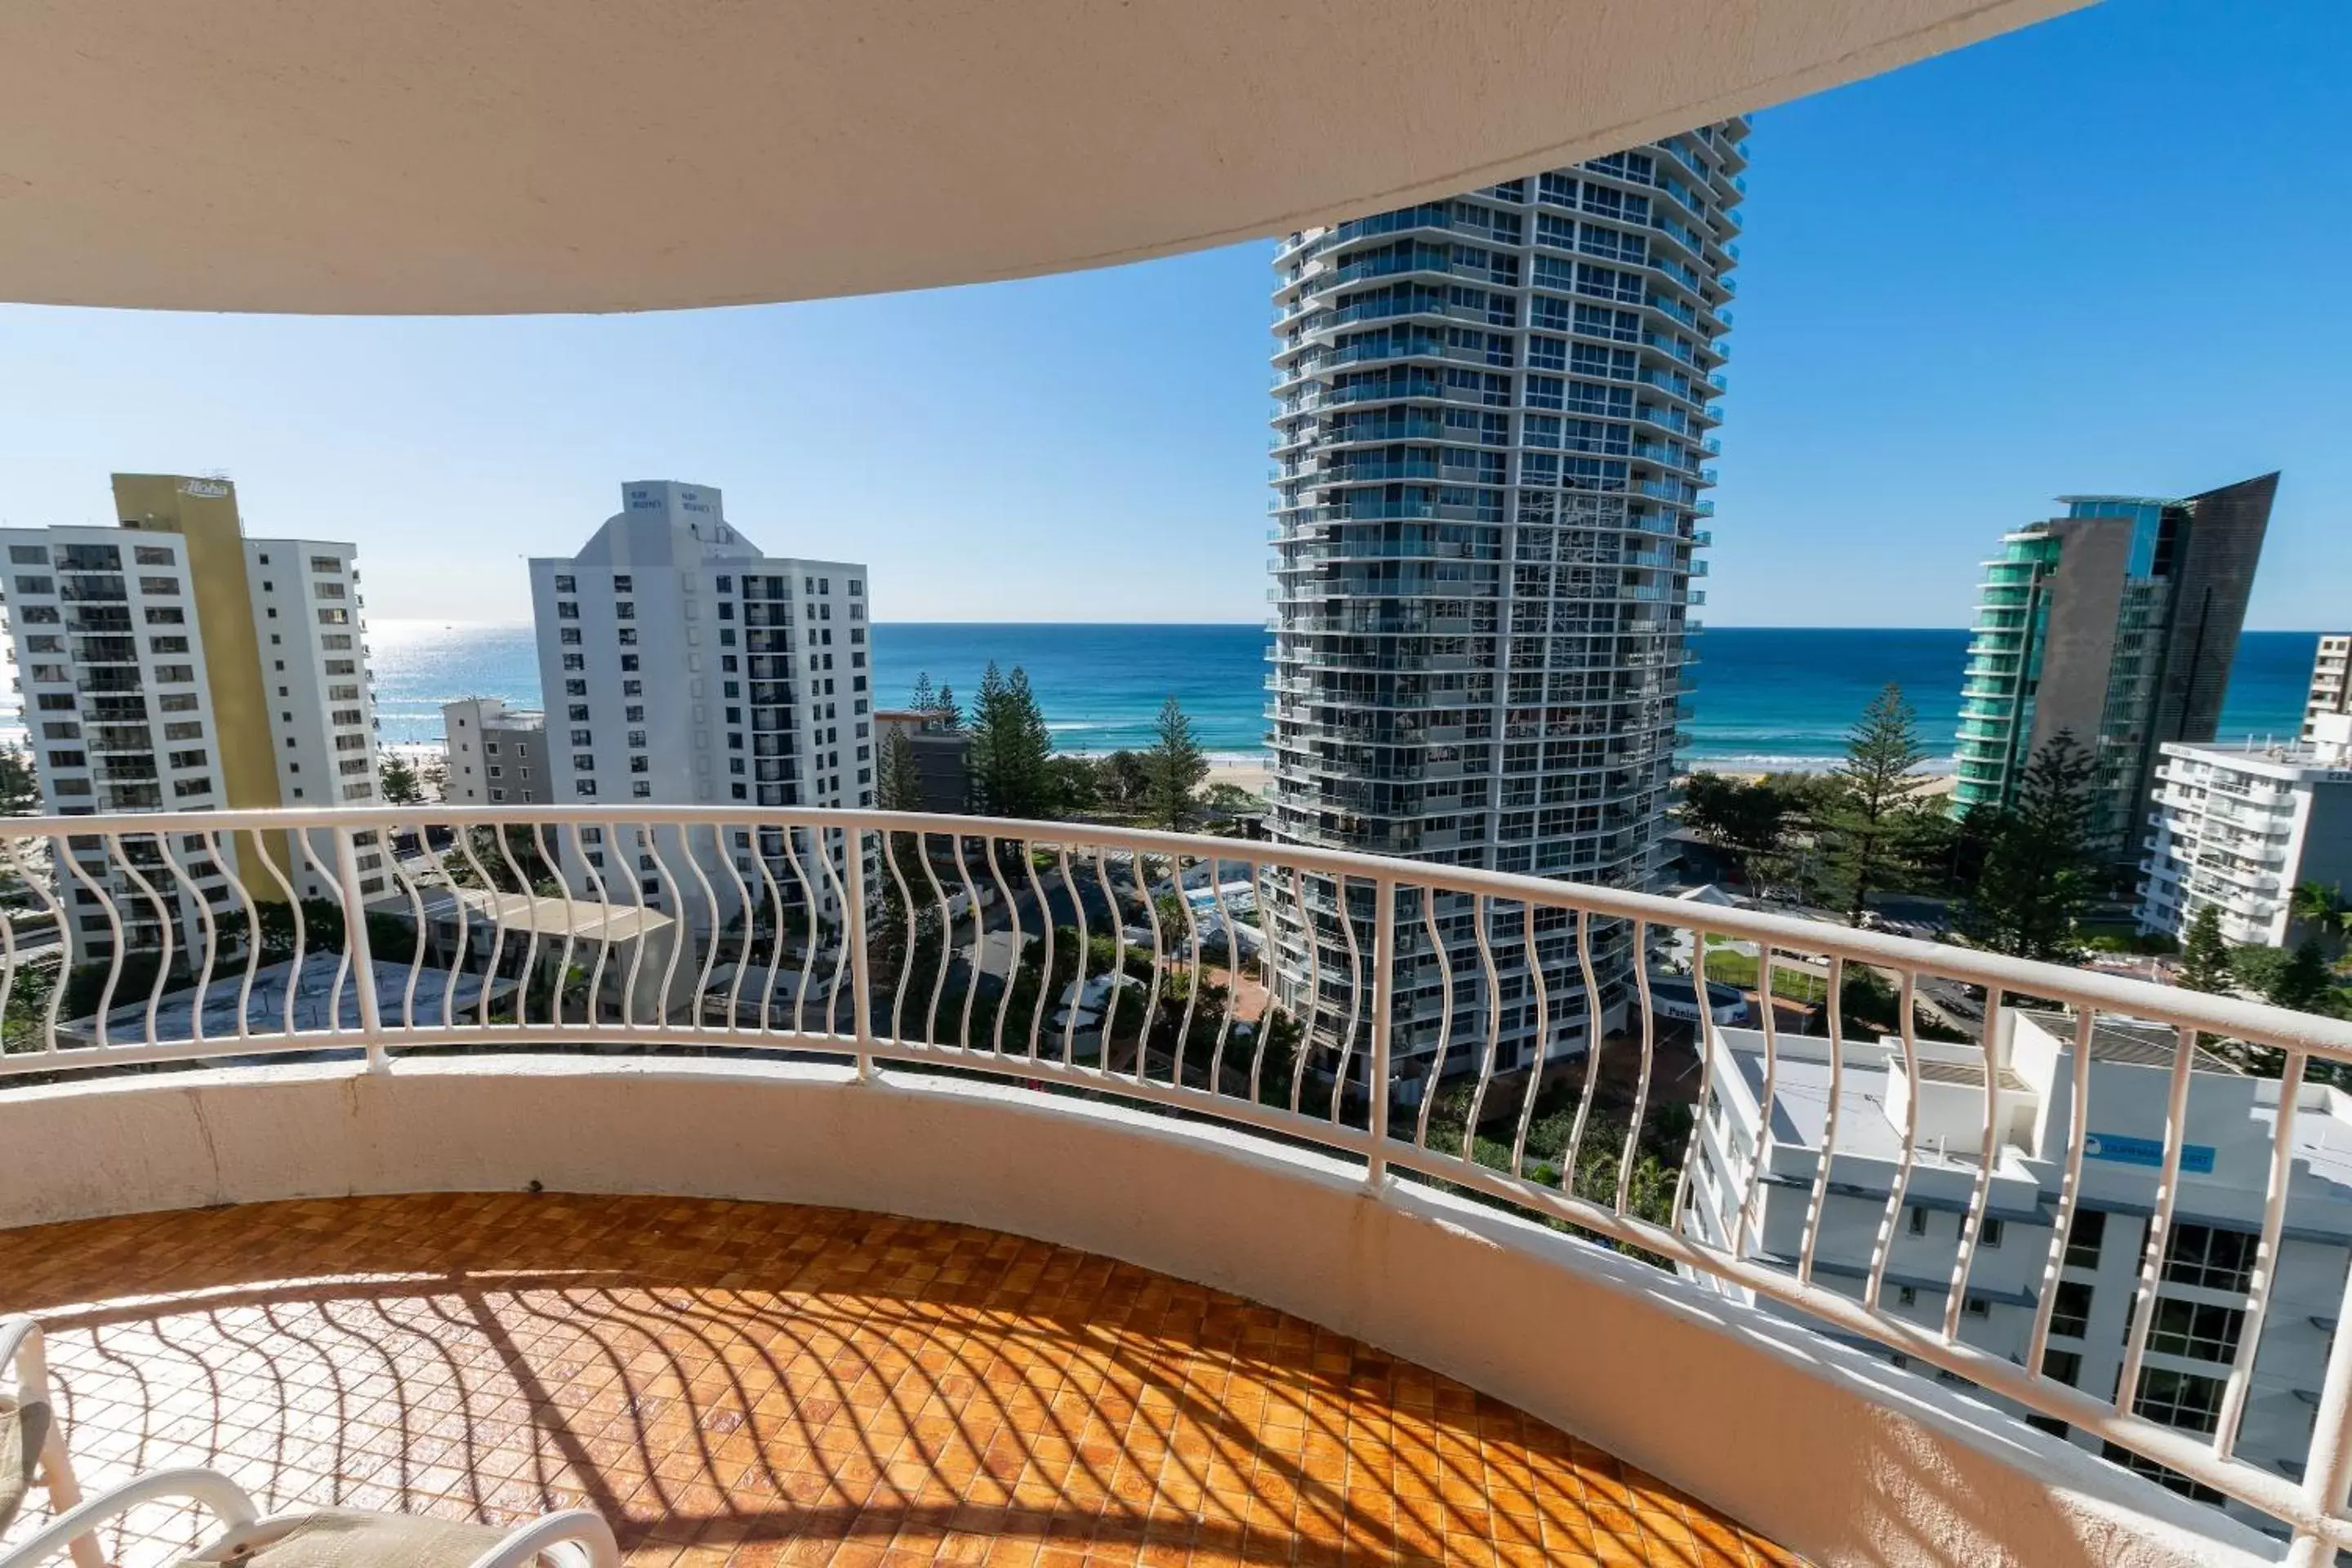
1209;755;1272;795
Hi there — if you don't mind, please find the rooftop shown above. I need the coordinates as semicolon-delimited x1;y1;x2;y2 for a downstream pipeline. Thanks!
0;1191;1793;1568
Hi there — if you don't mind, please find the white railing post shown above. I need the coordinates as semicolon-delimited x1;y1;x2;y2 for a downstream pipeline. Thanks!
2287;1252;2352;1567
1365;875;1396;1190
844;824;874;1080
330;825;385;1070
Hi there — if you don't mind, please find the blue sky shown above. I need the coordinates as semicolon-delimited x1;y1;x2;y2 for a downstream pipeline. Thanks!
0;0;2341;629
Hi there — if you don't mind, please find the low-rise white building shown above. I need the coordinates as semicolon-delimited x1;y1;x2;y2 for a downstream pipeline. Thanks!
441;696;547;806
2134;713;2352;947
1690;1009;2352;1536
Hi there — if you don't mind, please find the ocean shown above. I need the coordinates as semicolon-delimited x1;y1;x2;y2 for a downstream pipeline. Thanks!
45;621;2327;772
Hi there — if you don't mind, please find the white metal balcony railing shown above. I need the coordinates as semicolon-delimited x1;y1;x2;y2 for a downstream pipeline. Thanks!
7;804;2352;1559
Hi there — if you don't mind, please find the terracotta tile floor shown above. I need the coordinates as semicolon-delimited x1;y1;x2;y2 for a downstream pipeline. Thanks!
0;1193;1802;1568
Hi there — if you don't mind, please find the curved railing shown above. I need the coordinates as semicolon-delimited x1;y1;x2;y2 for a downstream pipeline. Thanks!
4;804;2352;1560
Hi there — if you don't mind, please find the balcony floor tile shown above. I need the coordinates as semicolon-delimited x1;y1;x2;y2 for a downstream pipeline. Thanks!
0;1192;1801;1567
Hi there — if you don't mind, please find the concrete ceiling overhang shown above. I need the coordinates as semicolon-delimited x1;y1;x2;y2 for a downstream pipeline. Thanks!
0;0;2085;315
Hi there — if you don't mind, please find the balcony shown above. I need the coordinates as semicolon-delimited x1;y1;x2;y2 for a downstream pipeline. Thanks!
4;804;2345;1568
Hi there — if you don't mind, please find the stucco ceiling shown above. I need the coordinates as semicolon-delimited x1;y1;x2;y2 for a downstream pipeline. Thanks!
0;0;2084;315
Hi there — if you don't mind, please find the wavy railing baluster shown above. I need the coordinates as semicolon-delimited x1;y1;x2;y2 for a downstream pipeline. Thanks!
1245;865;1281;1101
612;824;651;1031
2117;1018;2198;1404
109;832;176;1049
2026;1009;2097;1369
1330;872;1364;1126
60;840;124;1049
915;832;951;1046
1670;921;1719;1227
1204;862;1240;1094
1412;889;1453;1149
2218;1046;2306;1460
1287;866;1325;1116
813;828;853;1036
1617;920;1655;1215
7;835;68;1058
573;824;617;1031
881;828;918;1044
381;829;427;1031
951;833;983;1052
744;830;787;1035
1169;855;1204;1090
1022;839;1053;1063
1560;909;1602;1194
1057;844;1086;1068
210;829;264;1045
1133;851;1167;1085
641;827;688;1034
250;831;305;1040
710;827;754;1033
1462;893;1501;1160
490;826;544;1031
542;824;583;1034
1798;955;1846;1288
986;834;1019;1057
674;826;726;1036
782;826;822;1036
1508;902;1546;1177
1731;943;1780;1258
449;825;503;1026
1092;849;1128;1073
1944;986;2007;1340
164;831;220;1049
1864;970;1924;1312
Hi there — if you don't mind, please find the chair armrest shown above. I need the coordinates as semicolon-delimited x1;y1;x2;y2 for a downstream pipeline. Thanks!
461;1508;621;1568
0;1466;261;1568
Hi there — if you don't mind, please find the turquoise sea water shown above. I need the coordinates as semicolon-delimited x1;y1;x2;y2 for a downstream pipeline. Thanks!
154;620;2334;769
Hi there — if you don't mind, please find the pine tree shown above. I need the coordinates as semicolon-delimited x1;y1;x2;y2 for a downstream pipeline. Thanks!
1820;684;1931;924
909;672;936;715
1143;696;1209;830
969;662;1054;818
878;728;925;812
0;746;37;816
380;753;423;804
1962;732;2099;962
2176;906;2234;994
933;684;962;731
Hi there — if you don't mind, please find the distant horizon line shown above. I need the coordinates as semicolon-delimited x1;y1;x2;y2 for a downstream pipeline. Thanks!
367;617;2337;635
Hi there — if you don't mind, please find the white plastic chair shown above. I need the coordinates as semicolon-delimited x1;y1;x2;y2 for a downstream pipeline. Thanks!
0;1316;619;1568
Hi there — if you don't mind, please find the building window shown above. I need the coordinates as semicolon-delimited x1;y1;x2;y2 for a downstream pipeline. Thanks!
2148;1299;2244;1365
1907;1206;1927;1236
2064;1209;2105;1271
1979;1217;2004;1250
563;653;585;670
557;601;579;619
632;781;653;798
574;779;598;797
555;574;576;592
2163;1224;2256;1294
2049;1281;2093;1339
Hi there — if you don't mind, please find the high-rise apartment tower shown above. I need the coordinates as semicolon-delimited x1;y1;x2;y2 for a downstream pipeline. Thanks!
0;474;384;959
1266;125;1744;1082
2304;635;2350;743
1951;474;2277;862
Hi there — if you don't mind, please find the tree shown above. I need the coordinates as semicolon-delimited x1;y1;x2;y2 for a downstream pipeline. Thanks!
969;662;1054;818
2290;881;2350;956
1962;732;2100;963
909;672;936;714
0;746;38;816
1142;697;1209;831
2177;906;2234;995
2270;938;2340;1015
1820;684;1933;924
878;728;926;812
932;684;962;731
380;753;423;804
1096;751;1149;813
1045;755;1100;815
1680;772;1793;878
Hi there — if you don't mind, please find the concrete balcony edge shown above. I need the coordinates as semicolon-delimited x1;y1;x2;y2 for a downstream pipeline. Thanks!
0;1054;2279;1568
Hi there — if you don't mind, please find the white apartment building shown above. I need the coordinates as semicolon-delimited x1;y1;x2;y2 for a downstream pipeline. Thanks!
2133;712;2352;947
2304;634;2350;742
1689;1010;2352;1538
441;696;547;806
528;481;872;918
0;474;383;959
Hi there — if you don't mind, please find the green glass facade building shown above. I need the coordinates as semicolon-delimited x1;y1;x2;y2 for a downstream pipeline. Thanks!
1951;474;2278;863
